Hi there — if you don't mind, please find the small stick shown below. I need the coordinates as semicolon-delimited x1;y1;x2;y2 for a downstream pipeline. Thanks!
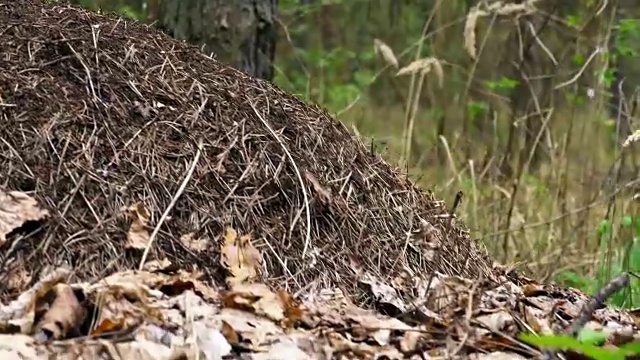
541;273;630;360
138;137;204;270
449;190;464;223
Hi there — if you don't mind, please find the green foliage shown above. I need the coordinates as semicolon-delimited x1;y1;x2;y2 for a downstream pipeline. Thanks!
485;77;519;93
614;19;640;58
554;215;640;308
520;332;640;360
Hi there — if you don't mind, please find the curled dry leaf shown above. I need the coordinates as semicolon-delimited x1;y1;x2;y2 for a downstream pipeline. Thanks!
223;283;285;322
277;289;305;328
216;308;284;350
220;227;262;286
0;189;49;246
179;232;209;252
373;38;398;68
223;283;305;327
359;272;407;313
0;267;70;334
126;203;151;250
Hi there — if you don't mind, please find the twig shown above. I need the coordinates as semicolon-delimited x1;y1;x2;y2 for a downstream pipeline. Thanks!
249;102;312;259
541;273;630;360
138;137;204;270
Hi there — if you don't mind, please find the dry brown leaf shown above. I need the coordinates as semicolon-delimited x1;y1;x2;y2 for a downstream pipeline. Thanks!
223;283;285;322
91;318;126;336
141;258;173;272
220;227;262;286
250;339;312;360
474;311;514;334
220;320;240;344
179;232;209;252
216;308;283;350
277;289;305;328
399;327;425;353
126;203;151;250
328;331;395;357
5;268;32;293
35;284;85;340
0;189;49;246
304;171;332;205
472;352;528;360
359;272;406;313
0;267;70;334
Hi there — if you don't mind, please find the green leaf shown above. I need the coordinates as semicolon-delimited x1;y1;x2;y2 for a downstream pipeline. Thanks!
519;333;625;360
577;328;607;345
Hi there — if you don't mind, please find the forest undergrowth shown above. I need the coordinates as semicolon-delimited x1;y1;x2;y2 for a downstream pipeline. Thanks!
274;0;640;309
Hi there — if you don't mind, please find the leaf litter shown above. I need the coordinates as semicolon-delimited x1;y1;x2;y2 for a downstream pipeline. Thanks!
0;211;640;358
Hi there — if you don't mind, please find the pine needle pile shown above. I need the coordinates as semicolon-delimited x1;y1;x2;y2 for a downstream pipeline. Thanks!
0;0;492;303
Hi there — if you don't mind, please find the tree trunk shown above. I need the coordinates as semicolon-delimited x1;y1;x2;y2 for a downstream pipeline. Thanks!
156;0;278;81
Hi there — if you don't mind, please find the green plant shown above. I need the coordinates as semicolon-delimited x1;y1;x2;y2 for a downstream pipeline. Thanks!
520;332;640;360
554;215;640;308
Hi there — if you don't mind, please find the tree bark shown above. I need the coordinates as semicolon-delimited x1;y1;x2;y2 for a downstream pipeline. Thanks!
156;0;278;81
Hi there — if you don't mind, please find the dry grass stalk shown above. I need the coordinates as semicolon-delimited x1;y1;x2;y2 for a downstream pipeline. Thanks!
463;0;539;58
374;38;399;68
396;57;444;88
622;129;640;148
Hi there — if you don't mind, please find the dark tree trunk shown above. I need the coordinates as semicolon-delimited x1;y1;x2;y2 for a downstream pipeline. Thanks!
156;0;278;81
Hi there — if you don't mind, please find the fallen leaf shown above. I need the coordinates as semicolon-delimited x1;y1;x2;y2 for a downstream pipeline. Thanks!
250;338;312;360
223;283;285;322
91;318;125;336
5;268;32;293
474;311;514;333
179;232;209;252
472;351;527;360
220;320;239;344
215;308;283;350
126;203;151;250
0;267;70;334
0;334;39;358
141;258;173;272
193;321;232;360
277;289;305;328
0;189;49;245
359;272;407;313
220;227;262;286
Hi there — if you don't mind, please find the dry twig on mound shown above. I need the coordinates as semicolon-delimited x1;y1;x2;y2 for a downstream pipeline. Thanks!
0;0;492;303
